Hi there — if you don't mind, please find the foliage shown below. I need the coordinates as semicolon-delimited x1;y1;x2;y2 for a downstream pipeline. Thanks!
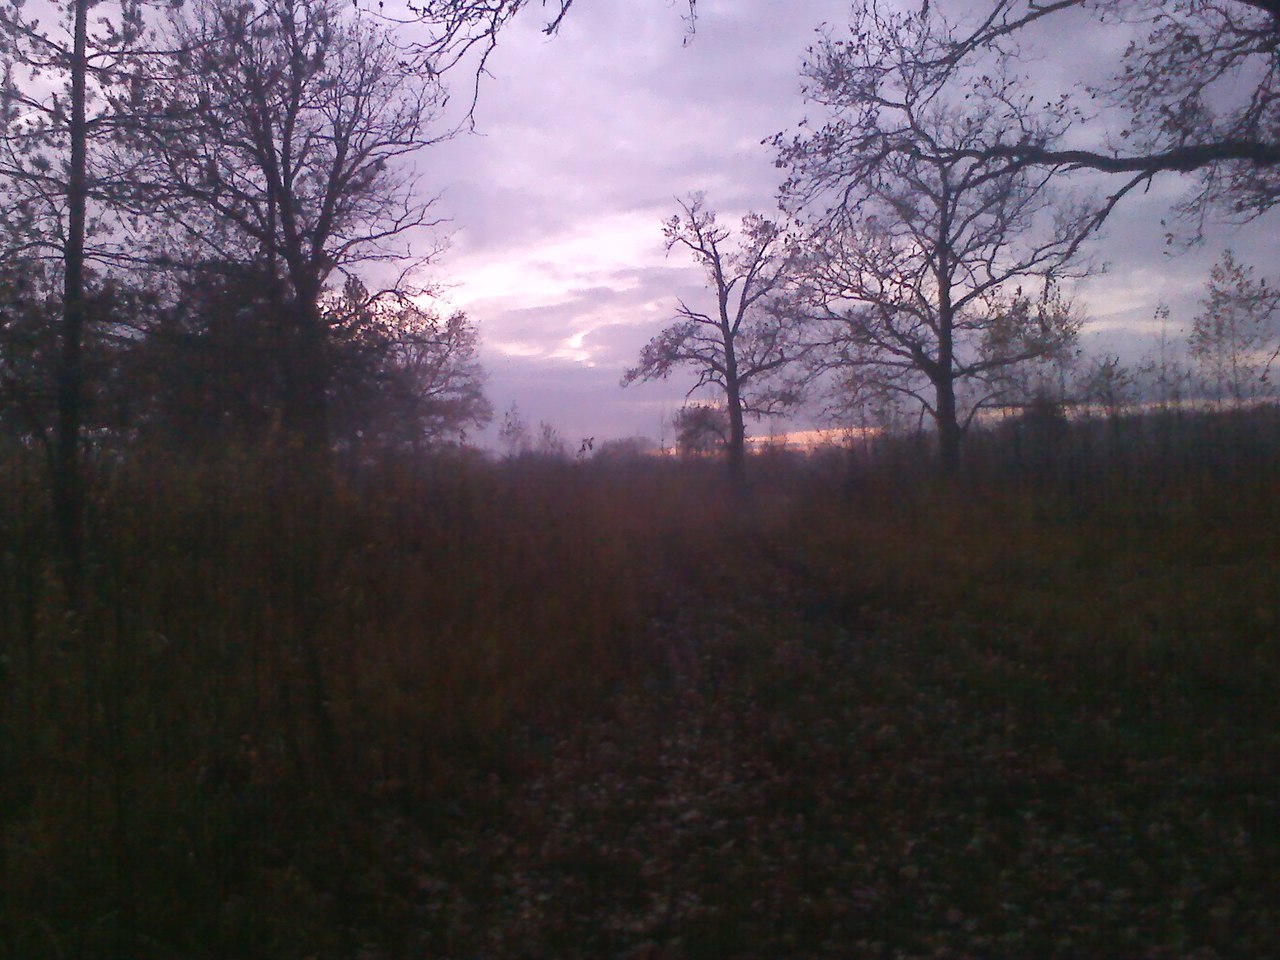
592;434;659;461
0;262;163;448
0;0;156;255
326;280;493;450
131;0;449;450
114;261;291;448
534;420;568;459
0;262;57;445
1;0;464;595
0;264;491;455
2;4;1278;954
671;401;728;457
1076;353;1135;415
0;0;159;597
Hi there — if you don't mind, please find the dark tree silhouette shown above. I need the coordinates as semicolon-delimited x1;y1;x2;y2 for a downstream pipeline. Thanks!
136;0;447;457
116;261;294;448
107;267;491;454
1;0;160;599
776;4;1094;474
672;402;728;458
0;264;58;448
325;280;493;452
0;262;161;453
623;196;803;486
919;0;1280;228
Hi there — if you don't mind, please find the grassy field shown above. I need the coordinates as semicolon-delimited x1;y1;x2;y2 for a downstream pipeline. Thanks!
1;410;1277;958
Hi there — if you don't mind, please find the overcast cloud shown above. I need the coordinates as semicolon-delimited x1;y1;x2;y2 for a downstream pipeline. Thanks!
412;0;1275;446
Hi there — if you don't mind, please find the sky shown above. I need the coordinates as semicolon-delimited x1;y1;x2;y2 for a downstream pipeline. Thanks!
408;0;1275;446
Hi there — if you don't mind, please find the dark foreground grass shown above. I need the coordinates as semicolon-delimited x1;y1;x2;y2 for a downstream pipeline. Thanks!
1;419;1277;958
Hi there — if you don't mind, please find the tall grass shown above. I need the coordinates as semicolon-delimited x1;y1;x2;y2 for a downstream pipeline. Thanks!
1;407;1277;957
0;447;738;957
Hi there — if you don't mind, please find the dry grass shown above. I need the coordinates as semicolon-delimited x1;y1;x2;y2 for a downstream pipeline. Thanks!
1;412;1277;958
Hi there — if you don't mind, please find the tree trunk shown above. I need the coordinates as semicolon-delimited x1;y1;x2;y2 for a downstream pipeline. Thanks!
934;374;961;477
726;385;746;488
290;323;330;457
933;286;962;476
54;0;90;607
281;287;331;464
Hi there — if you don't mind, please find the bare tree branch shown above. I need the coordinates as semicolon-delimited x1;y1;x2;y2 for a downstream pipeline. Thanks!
623;194;804;483
778;3;1092;472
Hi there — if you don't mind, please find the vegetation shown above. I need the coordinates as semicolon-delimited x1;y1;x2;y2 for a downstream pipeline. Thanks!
2;0;1279;955
1;406;1277;958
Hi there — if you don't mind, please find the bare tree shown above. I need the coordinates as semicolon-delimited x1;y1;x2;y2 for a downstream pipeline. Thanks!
1136;302;1194;411
498;401;531;458
1189;249;1279;407
921;0;1280;228
777;5;1094;474
136;0;447;456
622;196;803;485
396;0;697;114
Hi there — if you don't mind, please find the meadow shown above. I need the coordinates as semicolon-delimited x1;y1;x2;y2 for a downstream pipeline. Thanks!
1;407;1277;959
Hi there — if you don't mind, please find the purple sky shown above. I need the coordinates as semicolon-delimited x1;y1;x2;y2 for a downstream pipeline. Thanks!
412;0;1275;446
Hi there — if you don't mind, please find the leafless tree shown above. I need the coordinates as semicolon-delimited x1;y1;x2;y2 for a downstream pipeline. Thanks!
622;195;803;485
498;401;532;458
1188;250;1279;406
919;0;1280;229
776;4;1095;474
136;0;448;456
1135;302;1194;411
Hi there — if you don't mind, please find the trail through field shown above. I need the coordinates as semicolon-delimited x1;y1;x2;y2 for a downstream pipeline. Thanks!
390;567;1279;960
